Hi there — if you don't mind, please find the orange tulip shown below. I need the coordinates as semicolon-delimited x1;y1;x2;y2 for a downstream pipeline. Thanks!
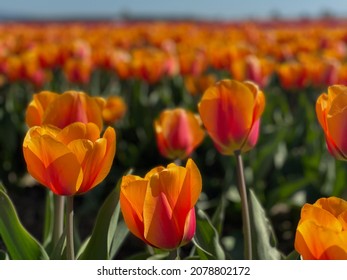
120;159;202;250
316;85;347;160
154;108;205;160
23;122;116;196
198;79;265;155
102;96;127;125
26;90;106;130
294;197;347;260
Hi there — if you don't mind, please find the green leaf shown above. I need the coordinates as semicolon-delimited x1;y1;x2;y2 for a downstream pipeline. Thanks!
211;195;226;235
109;220;129;259
0;186;49;260
50;232;66;260
284;249;300;260
193;209;225;260
78;177;123;260
249;189;282;260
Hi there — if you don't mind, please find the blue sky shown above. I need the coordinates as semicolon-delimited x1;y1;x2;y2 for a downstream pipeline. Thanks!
1;0;347;19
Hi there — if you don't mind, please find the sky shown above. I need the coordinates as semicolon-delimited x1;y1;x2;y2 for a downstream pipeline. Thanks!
1;0;347;20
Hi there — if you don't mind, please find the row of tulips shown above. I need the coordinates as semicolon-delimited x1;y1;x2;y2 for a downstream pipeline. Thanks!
2;19;347;89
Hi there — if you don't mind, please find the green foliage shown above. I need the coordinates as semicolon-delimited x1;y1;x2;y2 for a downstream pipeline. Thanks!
249;189;283;260
193;209;226;260
78;177;129;260
0;184;48;260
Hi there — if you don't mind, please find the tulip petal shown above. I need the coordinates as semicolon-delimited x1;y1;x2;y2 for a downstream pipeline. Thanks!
57;122;100;145
316;93;329;131
23;130;83;195
67;139;93;165
144;166;165;180
156;165;187;209
45;153;83;195
180;208;196;247
171;159;202;237
78;126;116;193
296;220;347;260
143;175;180;249
326;93;347;157
120;176;148;244
25;91;59;127
178;159;202;208
242;119;260;153
300;203;342;231
43;91;104;130
315;197;347;217
187;113;205;151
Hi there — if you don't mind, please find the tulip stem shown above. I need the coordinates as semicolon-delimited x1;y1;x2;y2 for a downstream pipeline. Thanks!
234;150;252;260
53;195;64;247
66;196;75;260
168;248;180;260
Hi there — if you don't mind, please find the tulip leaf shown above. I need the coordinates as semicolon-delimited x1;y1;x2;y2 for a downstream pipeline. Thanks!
78;177;125;260
284;249;300;260
249;188;282;260
211;195;226;235
109;219;129;259
193;209;225;260
0;186;49;260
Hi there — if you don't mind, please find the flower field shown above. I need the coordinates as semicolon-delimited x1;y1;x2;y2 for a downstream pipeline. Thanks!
1;18;347;260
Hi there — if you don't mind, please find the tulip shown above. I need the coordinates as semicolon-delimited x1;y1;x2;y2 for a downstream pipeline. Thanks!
198;79;265;155
184;74;217;96
154;108;205;160
316;85;347;160
120;159;202;250
25;90;106;130
102;96;127;125
294;197;347;260
23;122;116;196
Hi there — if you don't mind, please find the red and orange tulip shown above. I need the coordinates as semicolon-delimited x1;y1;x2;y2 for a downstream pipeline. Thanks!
154;108;205;160
26;90;106;130
316;85;347;160
23;122;116;196
295;197;347;260
198;79;265;155
120;159;202;250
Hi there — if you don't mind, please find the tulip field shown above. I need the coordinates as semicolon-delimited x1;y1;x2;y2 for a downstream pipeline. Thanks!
1;18;347;260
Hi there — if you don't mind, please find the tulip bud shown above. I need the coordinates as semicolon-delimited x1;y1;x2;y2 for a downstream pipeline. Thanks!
154;108;205;160
198;79;265;155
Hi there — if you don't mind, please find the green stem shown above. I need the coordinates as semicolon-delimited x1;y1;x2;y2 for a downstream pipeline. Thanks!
234;150;252;260
66;196;75;260
168;248;180;260
53;195;64;247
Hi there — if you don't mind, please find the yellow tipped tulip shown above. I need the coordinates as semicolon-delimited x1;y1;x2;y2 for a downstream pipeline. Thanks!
120;159;202;250
198;79;265;155
295;197;347;260
316;85;347;160
154;108;205;160
25;90;106;130
23;122;116;196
